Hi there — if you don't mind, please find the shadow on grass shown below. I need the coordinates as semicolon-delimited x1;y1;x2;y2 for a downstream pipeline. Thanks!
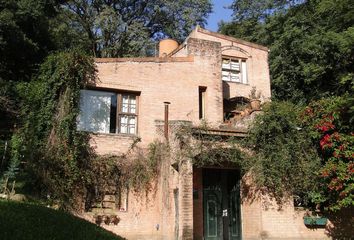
0;200;125;240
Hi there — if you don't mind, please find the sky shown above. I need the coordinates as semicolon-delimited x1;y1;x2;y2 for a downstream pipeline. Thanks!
206;0;234;32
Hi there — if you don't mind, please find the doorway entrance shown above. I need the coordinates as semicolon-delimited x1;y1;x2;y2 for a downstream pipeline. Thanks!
203;169;242;240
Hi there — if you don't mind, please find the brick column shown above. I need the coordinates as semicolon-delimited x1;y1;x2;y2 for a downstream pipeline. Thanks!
179;158;193;240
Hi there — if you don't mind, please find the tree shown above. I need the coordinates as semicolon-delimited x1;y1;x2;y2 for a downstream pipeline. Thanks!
0;0;59;171
222;0;354;103
59;0;212;57
223;0;354;210
230;0;302;21
245;102;321;204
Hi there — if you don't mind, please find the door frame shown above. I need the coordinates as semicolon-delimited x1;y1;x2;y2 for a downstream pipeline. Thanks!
202;168;242;240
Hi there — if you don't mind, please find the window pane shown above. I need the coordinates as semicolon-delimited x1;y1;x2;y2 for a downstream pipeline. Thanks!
128;116;136;134
130;104;136;113
130;97;136;105
222;59;230;69
128;125;135;134
128;116;136;125
119;116;128;133
230;72;240;82
77;90;114;133
230;60;240;71
122;95;129;104
119;115;136;134
130;96;136;113
222;71;230;81
122;103;129;113
241;60;247;84
121;94;137;113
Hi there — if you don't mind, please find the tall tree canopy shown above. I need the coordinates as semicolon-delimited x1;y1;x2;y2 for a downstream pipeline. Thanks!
221;0;354;103
222;0;354;211
230;0;301;21
58;0;212;57
0;0;59;141
0;0;212;176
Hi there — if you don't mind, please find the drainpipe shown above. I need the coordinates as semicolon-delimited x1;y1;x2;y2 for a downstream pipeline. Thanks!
164;102;170;141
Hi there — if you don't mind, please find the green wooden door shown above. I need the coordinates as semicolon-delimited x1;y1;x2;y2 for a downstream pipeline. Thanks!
203;169;242;240
229;184;241;240
203;186;222;240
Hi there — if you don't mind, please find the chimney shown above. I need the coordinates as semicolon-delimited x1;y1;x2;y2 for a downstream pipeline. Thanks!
159;39;179;57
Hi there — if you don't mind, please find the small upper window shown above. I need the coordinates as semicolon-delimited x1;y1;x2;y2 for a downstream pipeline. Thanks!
222;58;248;84
77;89;138;134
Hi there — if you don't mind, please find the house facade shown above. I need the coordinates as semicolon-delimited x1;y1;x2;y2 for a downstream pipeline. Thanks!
80;27;335;239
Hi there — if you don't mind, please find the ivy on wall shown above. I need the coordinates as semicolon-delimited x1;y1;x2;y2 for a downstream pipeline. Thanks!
3;50;169;210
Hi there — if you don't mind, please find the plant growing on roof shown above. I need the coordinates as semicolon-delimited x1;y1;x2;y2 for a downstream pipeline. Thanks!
249;86;262;110
249;86;262;100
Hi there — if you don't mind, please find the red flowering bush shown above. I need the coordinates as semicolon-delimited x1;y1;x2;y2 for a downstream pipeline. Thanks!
303;97;354;210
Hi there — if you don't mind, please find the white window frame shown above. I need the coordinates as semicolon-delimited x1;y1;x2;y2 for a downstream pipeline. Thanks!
222;57;248;84
78;89;139;135
117;94;138;135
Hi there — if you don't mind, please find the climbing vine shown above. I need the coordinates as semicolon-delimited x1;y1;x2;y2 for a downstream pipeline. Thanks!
175;123;248;171
10;50;167;210
243;101;322;205
13;50;96;208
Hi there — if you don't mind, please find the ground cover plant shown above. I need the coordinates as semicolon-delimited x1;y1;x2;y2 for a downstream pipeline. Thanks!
0;200;124;240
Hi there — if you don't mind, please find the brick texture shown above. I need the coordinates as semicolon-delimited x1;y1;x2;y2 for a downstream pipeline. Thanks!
80;27;348;240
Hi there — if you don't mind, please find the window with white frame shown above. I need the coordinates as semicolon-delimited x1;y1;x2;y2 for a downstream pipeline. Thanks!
118;94;137;134
77;89;138;134
222;58;248;84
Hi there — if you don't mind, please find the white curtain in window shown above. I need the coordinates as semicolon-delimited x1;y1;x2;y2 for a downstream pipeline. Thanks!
77;90;114;133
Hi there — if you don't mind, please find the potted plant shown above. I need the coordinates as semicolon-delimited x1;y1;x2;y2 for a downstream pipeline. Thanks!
303;216;328;226
249;87;262;110
303;208;328;227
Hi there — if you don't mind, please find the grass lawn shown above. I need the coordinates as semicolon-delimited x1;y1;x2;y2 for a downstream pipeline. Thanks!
0;200;124;240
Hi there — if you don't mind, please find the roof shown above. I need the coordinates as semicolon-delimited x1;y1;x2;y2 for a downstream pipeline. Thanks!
194;26;269;52
95;56;194;63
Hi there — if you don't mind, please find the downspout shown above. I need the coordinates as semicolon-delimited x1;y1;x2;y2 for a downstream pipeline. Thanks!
164;102;170;141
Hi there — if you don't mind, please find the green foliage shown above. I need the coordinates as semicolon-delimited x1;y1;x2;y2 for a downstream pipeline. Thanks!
175;123;249;173
243;98;353;211
59;0;212;57
230;0;301;21
302;96;354;210
0;200;124;240
0;0;57;82
245;102;321;203
86;140;166;205
3;133;24;180
14;50;95;208
223;0;354;103
0;0;59;145
4;50;166;207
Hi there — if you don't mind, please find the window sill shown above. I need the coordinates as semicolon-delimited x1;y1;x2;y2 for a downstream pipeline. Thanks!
222;80;249;85
81;131;139;138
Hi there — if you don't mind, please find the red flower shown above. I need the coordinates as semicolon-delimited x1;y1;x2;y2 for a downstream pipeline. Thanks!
320;134;332;149
315;116;335;133
332;132;340;141
321;170;329;177
339;191;347;198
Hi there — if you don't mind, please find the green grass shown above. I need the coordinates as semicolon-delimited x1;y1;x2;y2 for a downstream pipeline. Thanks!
0;200;124;240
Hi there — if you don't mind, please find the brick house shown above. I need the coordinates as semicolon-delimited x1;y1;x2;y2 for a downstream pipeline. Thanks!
79;27;334;239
